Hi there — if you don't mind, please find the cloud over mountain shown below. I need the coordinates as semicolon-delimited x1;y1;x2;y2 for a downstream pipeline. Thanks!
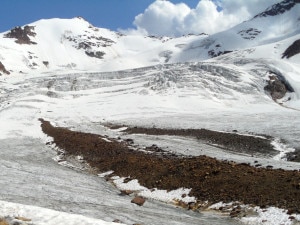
131;0;282;36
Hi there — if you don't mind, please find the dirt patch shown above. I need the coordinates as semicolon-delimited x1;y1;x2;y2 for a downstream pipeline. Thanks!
122;126;276;157
40;119;300;213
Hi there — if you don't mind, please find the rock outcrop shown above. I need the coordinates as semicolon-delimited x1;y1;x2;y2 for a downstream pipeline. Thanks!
0;62;10;75
282;39;300;59
254;0;300;18
264;75;288;100
4;25;37;45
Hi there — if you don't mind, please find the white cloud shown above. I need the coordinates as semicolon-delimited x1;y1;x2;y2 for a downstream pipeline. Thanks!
130;0;282;37
133;0;191;36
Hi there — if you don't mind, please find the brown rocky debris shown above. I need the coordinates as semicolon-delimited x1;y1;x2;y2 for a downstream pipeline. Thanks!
120;190;134;196
39;119;300;212
123;126;276;156
131;196;146;206
0;218;9;225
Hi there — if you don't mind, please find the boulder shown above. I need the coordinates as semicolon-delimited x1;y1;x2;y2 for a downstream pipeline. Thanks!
131;196;146;206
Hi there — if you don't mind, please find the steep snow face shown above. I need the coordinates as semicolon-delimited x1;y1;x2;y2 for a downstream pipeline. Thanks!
173;1;300;62
0;17;205;74
0;17;120;73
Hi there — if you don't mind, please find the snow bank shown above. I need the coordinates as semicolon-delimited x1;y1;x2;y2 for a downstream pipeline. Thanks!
112;176;196;204
241;207;300;225
0;200;123;225
209;202;300;225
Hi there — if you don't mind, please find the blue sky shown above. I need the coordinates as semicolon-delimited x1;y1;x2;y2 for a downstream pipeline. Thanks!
0;0;199;32
0;0;280;36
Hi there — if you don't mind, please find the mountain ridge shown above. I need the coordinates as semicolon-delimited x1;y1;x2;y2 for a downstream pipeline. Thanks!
253;0;300;18
0;0;299;76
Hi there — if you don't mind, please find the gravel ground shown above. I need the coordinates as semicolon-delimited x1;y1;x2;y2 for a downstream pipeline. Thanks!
40;119;300;215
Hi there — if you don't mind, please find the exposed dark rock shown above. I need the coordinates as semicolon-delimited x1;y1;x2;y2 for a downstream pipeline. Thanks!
264;77;287;100
63;32;114;58
229;206;247;218
85;51;105;59
4;25;37;45
42;61;49;67
208;50;232;58
0;61;10;75
254;0;300;18
131;196;146;206
282;39;300;59
264;70;294;101
286;149;300;162
125;138;134;145
238;28;261;40
120;190;134;196
264;70;295;100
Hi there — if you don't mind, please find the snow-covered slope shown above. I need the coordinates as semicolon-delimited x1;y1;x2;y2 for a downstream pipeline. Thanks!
1;1;300;225
0;17;206;74
0;0;299;75
173;0;300;62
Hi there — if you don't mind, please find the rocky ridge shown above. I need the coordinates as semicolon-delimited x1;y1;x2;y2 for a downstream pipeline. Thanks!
254;0;300;18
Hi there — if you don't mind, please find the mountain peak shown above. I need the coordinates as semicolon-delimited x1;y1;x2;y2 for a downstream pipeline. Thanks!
253;0;300;18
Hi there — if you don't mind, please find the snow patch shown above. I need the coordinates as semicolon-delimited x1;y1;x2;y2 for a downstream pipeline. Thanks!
0;200;123;225
209;202;300;225
112;177;196;204
271;138;295;160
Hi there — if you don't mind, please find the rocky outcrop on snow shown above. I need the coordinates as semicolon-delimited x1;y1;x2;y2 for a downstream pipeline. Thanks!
238;28;261;40
0;62;10;75
4;25;37;44
254;0;300;18
131;196;146;206
264;71;294;100
208;49;232;58
282;39;300;59
264;76;288;100
61;30;115;59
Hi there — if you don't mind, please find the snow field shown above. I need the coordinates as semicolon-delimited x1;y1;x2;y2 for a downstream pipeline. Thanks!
0;200;123;225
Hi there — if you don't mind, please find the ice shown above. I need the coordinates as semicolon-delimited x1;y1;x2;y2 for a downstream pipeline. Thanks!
0;3;300;224
0;200;123;225
112;177;196;204
1;58;299;225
